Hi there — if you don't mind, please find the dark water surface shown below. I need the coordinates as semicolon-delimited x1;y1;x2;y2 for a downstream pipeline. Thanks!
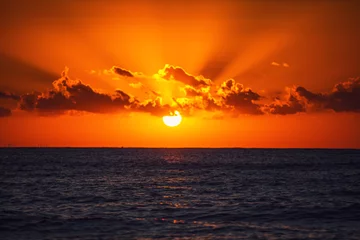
1;148;360;239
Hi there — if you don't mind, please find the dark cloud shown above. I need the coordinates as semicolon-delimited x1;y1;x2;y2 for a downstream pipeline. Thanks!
16;68;181;117
161;65;210;88
0;106;11;117
0;91;20;100
19;69;133;114
19;92;40;111
218;79;263;115
295;77;360;112
3;64;359;117
132;97;174;117
266;95;305;115
295;86;325;102
263;77;360;115
203;96;222;111
328;78;360;112
112;66;134;77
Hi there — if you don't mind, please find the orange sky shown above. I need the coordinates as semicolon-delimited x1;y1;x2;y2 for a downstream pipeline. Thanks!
0;0;359;148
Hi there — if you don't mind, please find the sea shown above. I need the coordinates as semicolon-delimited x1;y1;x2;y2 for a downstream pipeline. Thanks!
0;148;359;239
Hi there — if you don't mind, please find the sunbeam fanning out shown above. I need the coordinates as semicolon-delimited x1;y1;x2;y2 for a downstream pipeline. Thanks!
0;0;359;148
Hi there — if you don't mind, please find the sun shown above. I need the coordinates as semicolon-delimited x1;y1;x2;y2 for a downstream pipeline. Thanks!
163;111;182;127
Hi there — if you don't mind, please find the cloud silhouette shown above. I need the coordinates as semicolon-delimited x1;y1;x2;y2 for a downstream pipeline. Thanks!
131;97;175;116
19;68;133;114
111;66;135;77
159;64;210;88
265;95;305;115
1;65;359;118
295;77;360;112
217;79;263;115
0;91;20;100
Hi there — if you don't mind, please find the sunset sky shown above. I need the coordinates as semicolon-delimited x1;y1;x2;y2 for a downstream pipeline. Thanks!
0;0;359;148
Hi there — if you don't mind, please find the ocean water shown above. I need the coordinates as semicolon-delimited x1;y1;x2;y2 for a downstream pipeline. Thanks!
0;148;360;239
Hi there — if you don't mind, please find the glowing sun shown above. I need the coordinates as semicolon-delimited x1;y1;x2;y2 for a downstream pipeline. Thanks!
163;111;182;127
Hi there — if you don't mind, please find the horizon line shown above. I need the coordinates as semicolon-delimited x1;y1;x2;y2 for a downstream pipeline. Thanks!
0;146;359;150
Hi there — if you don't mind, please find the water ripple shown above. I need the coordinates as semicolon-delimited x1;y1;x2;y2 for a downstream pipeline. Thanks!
0;148;359;239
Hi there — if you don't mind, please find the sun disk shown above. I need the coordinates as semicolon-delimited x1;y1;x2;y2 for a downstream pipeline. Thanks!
163;111;182;127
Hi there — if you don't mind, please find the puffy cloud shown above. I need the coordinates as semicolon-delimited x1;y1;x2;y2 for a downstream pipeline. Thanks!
2;64;360;118
16;68;181;117
264;77;360;114
0;91;20;100
131;97;174;116
217;79;263;115
19;68;134;114
295;77;360;112
158;64;211;88
0;106;11;117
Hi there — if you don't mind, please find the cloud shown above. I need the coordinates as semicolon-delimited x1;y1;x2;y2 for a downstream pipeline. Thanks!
19;68;134;114
0;106;11;117
16;68;178;117
265;94;305;115
203;96;222;111
174;94;222;114
0;91;20;100
131;97;174;116
295;77;360;112
263;77;360;115
158;64;211;88
111;66;135;77
271;61;290;67
182;85;210;97
2;64;359;118
217;79;263;115
19;92;40;111
271;61;280;67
